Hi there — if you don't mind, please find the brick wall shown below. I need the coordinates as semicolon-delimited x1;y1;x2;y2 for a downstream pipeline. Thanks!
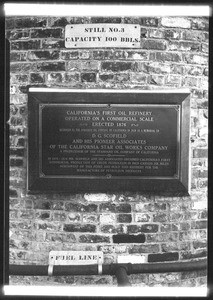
6;16;208;287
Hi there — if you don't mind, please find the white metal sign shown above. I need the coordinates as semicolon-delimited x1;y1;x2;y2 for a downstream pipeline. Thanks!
65;24;140;48
49;251;103;265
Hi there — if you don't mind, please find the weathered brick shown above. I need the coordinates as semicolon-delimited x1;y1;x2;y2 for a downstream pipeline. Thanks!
123;17;140;24
10;240;31;250
129;244;159;254
64;224;96;233
20;210;35;219
164;29;181;40
183;54;208;65
81;73;96;82
101;62;132;72
10;250;28;260
182;76;201;88
61;51;79;60
161;17;191;29
113;234;145;244
180;250;207;260
168;41;200;52
14;18;47;28
37;62;65;71
10;148;24;156
140;18;159;27
197;277;207;286
11;40;41;51
100;203;131;213
34;201;51;210
149;29;164;39
191;18;208;31
197;179;208;189
42;39;65;49
116;214;131;223
7;30;30;40
135;213;151;222
10;105;18;116
37;222;62;231
5;18;15;29
9;189;18;197
155;52;182;63
97;245;127;254
153;213;168;222
30;73;45;84
180;269;207;280
65;203;97;213
100;225;124;234
130;73;147;83
193;148;208;158
193;240;207;249
10;52;28;62
93;50;115;60
180;222;190;231
201;43;208;53
64;73;80;83
127;224;159;234
91;17;121;23
148;252;179;262
179;230;207;241
31;28;62;38
47;233;76;243
36;211;50;220
67;213;80;222
10;158;23;167
45;233;63;242
142;62;171;74
147;232;178;243
182;30;208;42
198;210;207;219
191;220;207;229
192;169;208;179
10;210;19;219
52;201;64;210
184;65;203;76
148;75;165;86
10;63;36;73
46;73;63;84
115;73;129;82
168;212;184;222
162;242;191;252
124;51;149;60
10;221;33;230
79;51;91;59
28;50;60;61
99;74;114;82
79;235;110;243
141;40;167;50
82;214;98;223
99;214;115;224
50;17;70;27
11;74;29;84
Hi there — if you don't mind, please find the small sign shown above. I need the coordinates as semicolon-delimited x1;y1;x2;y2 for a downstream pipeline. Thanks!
117;255;146;264
49;251;103;265
65;24;140;48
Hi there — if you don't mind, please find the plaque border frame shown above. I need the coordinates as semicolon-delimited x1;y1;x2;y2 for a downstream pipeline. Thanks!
28;88;190;195
38;103;180;180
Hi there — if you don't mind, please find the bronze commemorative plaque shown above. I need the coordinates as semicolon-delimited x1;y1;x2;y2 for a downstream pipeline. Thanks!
28;89;190;194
